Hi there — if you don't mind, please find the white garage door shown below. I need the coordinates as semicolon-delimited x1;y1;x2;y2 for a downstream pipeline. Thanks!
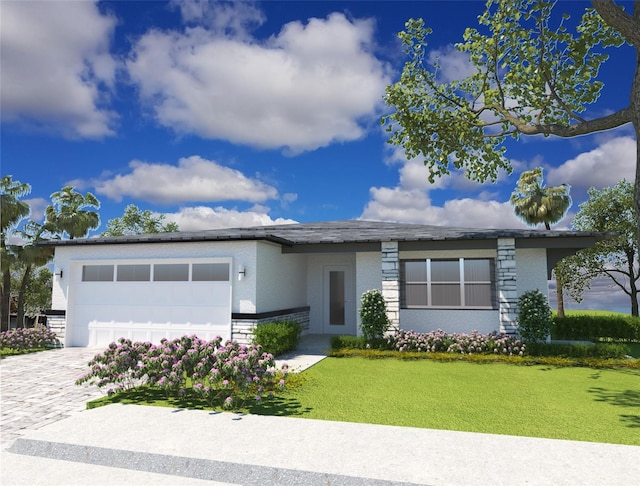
67;260;232;347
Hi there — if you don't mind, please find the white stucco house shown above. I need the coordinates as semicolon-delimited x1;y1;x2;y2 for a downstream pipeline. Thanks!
41;220;608;348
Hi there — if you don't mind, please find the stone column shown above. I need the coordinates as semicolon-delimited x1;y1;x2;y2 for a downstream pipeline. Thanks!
381;241;400;331
497;238;518;335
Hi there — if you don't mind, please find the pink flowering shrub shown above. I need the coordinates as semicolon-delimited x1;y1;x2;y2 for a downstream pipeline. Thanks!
76;335;287;409
386;329;526;356
0;327;58;351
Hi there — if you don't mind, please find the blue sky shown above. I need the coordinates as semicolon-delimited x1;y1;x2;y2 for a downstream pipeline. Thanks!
1;1;636;312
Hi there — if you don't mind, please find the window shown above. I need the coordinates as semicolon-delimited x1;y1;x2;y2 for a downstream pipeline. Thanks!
401;258;495;309
82;265;114;282
192;263;229;281
117;264;151;282
154;263;189;281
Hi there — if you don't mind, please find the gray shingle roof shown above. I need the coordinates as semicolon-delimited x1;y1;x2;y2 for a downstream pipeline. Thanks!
39;219;613;247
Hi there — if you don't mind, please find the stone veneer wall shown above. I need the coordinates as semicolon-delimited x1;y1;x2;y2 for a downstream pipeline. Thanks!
381;241;400;331
231;308;310;344
45;312;66;348
497;238;518;335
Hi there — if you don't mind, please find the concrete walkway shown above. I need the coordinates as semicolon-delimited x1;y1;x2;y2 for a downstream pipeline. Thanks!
1;342;639;485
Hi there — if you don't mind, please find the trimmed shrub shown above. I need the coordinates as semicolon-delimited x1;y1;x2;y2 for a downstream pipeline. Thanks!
526;342;630;359
76;335;287;409
252;320;301;356
386;329;526;356
359;289;390;341
552;315;640;342
517;290;552;343
0;327;59;351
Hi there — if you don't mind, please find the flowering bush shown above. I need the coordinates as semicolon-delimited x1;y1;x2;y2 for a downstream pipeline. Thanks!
386;329;526;356
517;290;552;343
359;289;390;341
0;327;58;351
76;335;287;409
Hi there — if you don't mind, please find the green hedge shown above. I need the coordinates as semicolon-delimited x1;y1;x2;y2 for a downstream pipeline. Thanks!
526;342;630;359
252;321;302;356
552;315;640;342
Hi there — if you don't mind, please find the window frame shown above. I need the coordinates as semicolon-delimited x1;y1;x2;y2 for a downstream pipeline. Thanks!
400;258;496;310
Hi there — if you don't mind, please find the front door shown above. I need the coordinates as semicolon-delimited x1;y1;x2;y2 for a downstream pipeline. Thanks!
323;264;355;334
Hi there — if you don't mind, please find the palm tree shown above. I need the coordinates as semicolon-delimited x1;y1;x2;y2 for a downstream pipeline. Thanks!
510;167;572;316
45;186;100;239
510;168;572;230
1;176;31;331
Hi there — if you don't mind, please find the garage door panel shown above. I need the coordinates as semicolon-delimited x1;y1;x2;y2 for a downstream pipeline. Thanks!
68;260;232;347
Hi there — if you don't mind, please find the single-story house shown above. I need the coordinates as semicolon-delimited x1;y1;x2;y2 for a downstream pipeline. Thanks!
41;220;608;347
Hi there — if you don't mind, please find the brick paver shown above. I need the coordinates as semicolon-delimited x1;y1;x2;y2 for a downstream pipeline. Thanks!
0;348;104;449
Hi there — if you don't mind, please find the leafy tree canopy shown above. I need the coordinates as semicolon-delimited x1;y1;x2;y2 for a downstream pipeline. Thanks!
382;1;634;184
101;204;179;236
557;180;639;315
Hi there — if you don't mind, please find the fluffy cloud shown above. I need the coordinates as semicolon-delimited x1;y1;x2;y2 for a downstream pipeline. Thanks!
92;156;279;204
547;136;635;191
361;186;527;228
126;12;392;152
23;198;49;223
1;1;117;138
163;205;297;231
169;0;265;38
427;45;475;82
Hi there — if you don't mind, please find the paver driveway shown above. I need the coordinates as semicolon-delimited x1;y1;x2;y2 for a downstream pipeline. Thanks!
0;348;104;449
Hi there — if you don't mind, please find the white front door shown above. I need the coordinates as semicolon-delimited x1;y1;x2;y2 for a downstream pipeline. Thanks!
323;264;356;334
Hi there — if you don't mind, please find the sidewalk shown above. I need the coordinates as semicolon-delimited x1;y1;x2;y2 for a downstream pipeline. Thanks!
4;404;640;486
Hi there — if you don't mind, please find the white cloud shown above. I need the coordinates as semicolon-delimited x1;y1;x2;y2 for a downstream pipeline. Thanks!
361;186;528;228
0;1;118;138
126;12;392;152
547;136;635;190
169;0;265;38
23;198;49;223
427;45;475;82
93;156;279;204
164;205;297;231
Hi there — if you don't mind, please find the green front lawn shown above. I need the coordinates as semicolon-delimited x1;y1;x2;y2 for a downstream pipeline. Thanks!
89;357;640;445
280;358;640;445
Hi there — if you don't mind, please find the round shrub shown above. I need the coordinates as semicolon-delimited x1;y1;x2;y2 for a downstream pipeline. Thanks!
359;289;390;341
517;289;552;343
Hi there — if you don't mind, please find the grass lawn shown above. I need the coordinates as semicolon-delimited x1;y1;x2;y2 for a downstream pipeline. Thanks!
560;310;630;317
278;358;640;446
89;357;640;446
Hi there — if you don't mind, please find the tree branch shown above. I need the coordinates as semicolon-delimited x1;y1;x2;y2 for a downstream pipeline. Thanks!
592;0;640;48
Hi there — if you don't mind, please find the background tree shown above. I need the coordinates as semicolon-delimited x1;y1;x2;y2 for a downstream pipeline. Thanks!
101;204;179;236
45;186;100;239
382;1;640;240
0;176;31;331
10;267;52;325
10;222;54;328
563;180;640;316
510;167;572;315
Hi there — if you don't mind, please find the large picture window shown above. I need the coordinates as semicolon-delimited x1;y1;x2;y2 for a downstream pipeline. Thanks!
401;258;495;309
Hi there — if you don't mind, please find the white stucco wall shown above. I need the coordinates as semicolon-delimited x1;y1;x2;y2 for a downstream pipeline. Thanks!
355;251;383;335
51;240;258;313
255;241;307;311
515;248;549;298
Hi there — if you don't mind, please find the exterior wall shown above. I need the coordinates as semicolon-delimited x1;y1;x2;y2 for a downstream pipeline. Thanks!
355;251;383;336
231;308;310;344
398;248;500;334
255;241;307;311
306;253;356;334
516;248;548;297
51;240;258;314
